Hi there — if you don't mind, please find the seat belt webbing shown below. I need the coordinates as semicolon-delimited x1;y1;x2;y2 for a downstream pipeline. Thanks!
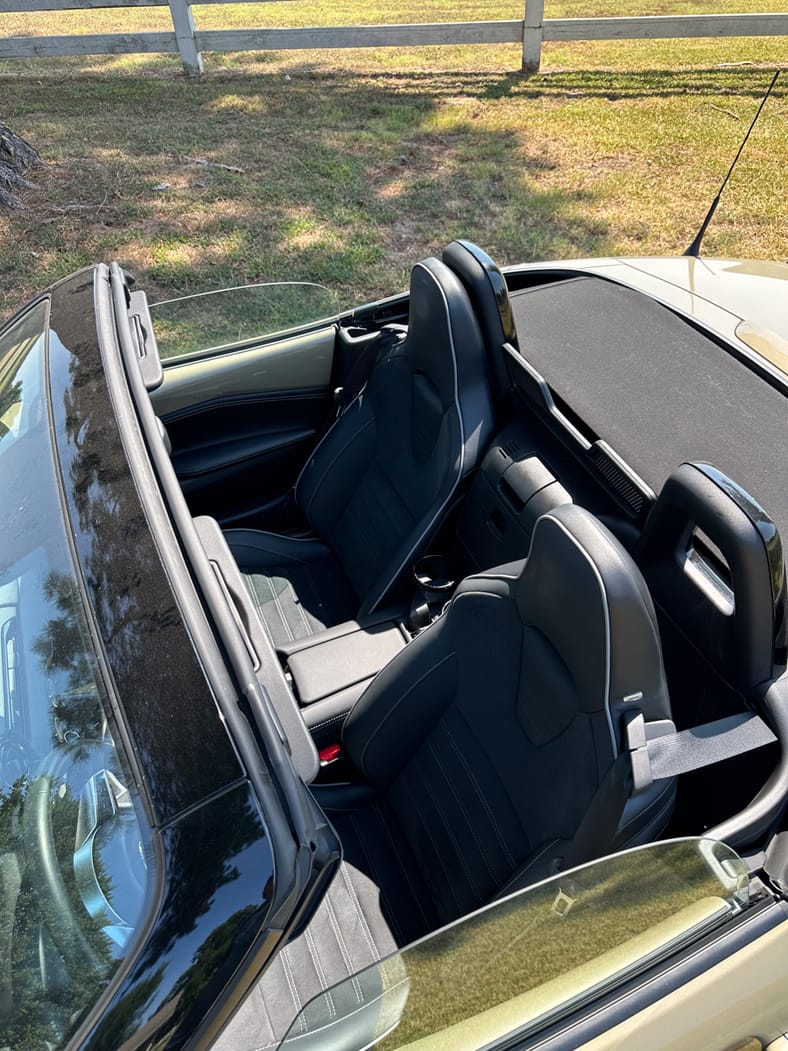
627;710;776;792
561;710;776;873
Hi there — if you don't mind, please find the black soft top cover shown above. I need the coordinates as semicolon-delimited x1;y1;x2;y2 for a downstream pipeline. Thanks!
509;275;788;540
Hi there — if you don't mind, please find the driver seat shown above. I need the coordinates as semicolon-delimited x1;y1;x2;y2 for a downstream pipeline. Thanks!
225;257;495;647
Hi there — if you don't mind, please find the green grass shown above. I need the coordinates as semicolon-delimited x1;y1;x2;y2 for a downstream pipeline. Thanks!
0;1;786;321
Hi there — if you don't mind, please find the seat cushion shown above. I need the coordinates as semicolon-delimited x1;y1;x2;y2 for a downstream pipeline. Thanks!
214;860;397;1051
225;529;359;648
316;785;440;947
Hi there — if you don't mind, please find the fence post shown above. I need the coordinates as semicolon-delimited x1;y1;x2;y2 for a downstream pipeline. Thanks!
522;0;544;73
168;0;203;75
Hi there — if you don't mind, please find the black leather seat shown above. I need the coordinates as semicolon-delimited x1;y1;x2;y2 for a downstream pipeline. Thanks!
217;504;676;1049
225;257;495;647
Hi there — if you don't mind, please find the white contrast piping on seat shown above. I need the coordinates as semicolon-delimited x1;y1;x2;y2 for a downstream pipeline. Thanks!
363;260;467;614
538;513;616;757
293;385;368;498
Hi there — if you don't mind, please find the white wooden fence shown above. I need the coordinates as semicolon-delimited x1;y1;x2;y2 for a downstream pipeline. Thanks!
1;0;786;76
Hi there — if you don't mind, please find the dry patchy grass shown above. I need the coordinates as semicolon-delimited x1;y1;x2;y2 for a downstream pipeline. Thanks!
0;2;786;319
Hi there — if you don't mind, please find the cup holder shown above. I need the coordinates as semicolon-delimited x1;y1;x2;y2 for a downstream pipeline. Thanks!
413;555;455;594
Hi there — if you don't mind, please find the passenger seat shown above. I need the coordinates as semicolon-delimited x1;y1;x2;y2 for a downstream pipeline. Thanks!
225;257;495;646
216;503;677;1050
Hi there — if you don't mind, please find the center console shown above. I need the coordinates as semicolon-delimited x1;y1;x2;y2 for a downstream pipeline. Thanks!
277;616;410;746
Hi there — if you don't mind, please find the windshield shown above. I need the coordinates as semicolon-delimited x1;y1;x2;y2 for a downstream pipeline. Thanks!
281;837;749;1051
0;301;150;1050
150;280;341;360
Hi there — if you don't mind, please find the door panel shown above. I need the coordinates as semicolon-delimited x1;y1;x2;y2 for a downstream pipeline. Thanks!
166;387;328;526
150;325;336;417
150;326;337;527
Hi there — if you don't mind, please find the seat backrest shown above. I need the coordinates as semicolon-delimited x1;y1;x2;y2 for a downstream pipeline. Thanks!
343;503;674;928
295;257;495;617
638;462;786;696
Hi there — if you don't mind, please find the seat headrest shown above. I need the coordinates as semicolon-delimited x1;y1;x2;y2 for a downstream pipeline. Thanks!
404;257;489;415
638;462;786;692
517;503;670;727
442;240;519;351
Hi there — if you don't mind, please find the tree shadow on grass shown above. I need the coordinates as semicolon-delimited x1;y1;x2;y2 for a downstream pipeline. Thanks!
3;61;784;314
0;68;621;315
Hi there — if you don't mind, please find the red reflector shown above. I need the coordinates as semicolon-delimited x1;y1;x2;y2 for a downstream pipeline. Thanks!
319;743;342;765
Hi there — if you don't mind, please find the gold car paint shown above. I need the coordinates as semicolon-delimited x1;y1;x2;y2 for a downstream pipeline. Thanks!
735;322;788;377
149;324;336;417
573;917;788;1051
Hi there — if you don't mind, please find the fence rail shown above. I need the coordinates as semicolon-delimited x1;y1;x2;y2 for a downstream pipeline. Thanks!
1;0;787;75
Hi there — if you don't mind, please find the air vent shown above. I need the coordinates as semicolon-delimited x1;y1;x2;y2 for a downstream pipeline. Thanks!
588;444;646;517
503;440;521;458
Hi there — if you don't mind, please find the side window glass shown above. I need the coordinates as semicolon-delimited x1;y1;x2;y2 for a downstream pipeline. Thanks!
280;838;748;1051
149;281;340;362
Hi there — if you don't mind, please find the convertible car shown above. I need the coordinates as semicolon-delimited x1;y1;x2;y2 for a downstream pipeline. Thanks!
0;242;786;1051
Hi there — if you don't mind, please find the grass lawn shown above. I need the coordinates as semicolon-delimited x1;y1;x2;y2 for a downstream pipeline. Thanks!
0;1;786;320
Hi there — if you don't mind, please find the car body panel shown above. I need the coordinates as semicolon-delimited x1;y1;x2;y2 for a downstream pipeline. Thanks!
47;269;243;823
573;915;788;1051
79;783;277;1051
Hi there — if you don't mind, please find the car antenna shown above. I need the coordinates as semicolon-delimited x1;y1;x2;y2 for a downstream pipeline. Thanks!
684;69;781;258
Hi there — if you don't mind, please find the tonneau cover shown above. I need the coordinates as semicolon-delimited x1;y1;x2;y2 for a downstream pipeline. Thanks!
510;275;788;539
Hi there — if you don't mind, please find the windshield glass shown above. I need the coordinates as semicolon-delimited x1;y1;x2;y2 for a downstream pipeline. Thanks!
0;302;150;1050
281;837;749;1051
150;280;341;360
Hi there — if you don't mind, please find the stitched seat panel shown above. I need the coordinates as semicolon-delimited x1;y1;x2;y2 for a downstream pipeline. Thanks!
243;559;356;648
225;530;358;648
214;861;396;1051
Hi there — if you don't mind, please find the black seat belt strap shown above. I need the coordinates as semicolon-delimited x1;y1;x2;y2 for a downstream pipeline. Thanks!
561;710;776;873
626;710;776;793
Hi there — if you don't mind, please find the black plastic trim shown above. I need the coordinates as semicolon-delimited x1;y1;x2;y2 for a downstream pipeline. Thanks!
696;462;785;623
503;343;655;521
